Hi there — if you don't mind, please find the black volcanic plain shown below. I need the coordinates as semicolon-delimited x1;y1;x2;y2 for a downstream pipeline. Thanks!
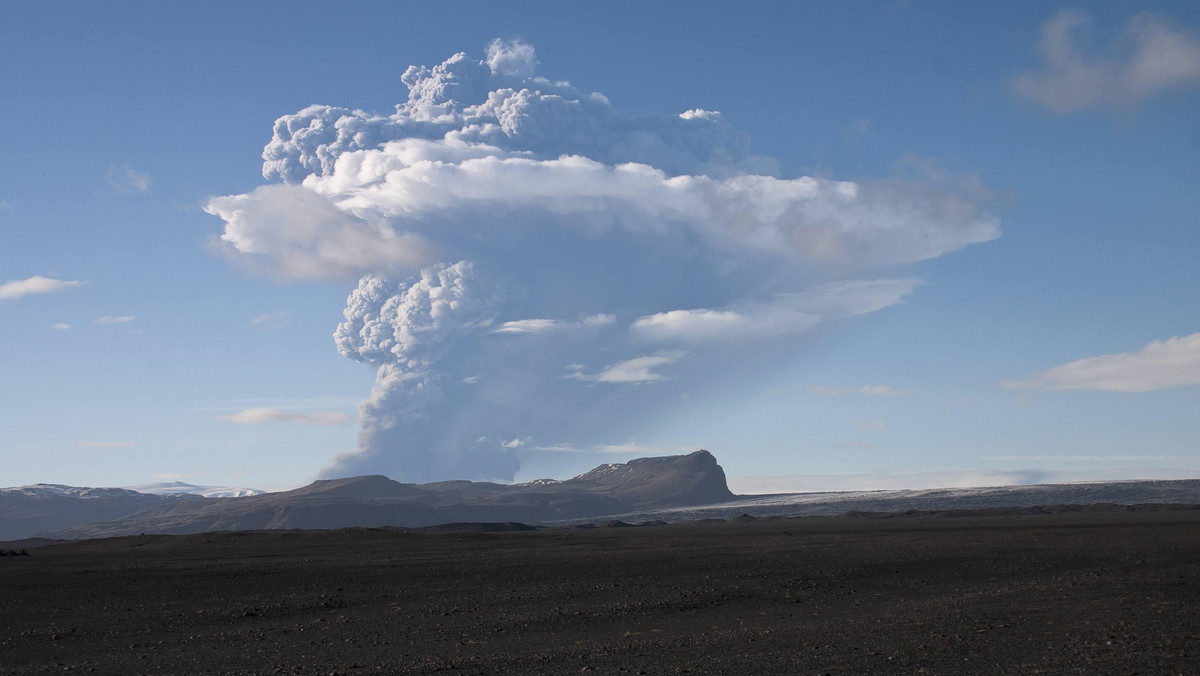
5;451;1200;673
3;508;1200;674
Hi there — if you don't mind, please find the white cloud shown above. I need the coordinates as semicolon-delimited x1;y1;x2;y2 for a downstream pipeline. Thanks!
811;384;912;396
206;184;436;280
492;313;615;335
107;163;153;193
1005;332;1200;392
526;442;581;453
781;278;924;320
95;315;136;324
1013;9;1200;112
213;395;363;411
492;318;562;335
633;278;921;343
528;441;696;455
0;276;83;301
51;322;71;331
581;314;616;327
486;38;537;78
631;309;758;341
250;310;290;327
501;437;529;449
854;417;888;430
289;147;997;273
564;350;687;384
588;442;695;455
221;408;353;426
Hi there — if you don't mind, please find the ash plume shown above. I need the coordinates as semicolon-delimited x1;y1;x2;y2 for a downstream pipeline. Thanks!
325;261;517;481
206;40;1002;482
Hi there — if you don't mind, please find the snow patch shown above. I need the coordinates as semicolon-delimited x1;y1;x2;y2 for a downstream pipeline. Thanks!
122;481;266;498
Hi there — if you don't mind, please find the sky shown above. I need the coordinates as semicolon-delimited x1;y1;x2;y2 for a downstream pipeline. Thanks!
1;1;1197;493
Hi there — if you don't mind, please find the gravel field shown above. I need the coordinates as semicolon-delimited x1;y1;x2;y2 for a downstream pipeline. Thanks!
3;508;1199;674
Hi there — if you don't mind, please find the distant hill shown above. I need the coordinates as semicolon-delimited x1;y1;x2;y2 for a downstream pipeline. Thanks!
13;450;734;540
0;481;266;540
0;485;201;540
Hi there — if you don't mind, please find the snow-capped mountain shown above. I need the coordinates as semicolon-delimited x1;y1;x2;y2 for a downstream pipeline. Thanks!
121;481;265;498
0;481;265;541
1;484;151;499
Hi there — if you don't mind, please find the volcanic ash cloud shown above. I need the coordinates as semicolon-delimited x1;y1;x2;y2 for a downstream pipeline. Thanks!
206;39;1002;482
326;261;519;482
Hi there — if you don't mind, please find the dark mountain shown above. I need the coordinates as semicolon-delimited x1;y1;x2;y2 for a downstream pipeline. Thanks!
0;485;202;541
567;450;734;506
34;450;735;539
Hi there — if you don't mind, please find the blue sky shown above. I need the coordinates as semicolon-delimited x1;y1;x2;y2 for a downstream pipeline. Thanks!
2;1;1197;492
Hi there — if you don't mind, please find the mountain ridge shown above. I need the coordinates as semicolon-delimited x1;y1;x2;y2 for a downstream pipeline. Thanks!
8;450;733;540
11;452;1200;541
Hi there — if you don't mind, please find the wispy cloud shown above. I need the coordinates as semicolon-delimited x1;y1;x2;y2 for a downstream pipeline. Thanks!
632;308;752;342
564;351;687;384
842;116;873;147
106;163;153;193
80;441;136;449
199;395;363;412
1005;333;1200;392
492;313;615;335
811;384;911;396
250;310;290;328
854;417;888;430
589;442;696;455
95;315;136;324
529;441;696;455
1013;9;1200;112
0;276;83;301
632;279;922;344
221;408;353;426
51;322;72;331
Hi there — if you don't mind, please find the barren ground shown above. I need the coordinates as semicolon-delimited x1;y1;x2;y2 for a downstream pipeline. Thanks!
3;509;1199;674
